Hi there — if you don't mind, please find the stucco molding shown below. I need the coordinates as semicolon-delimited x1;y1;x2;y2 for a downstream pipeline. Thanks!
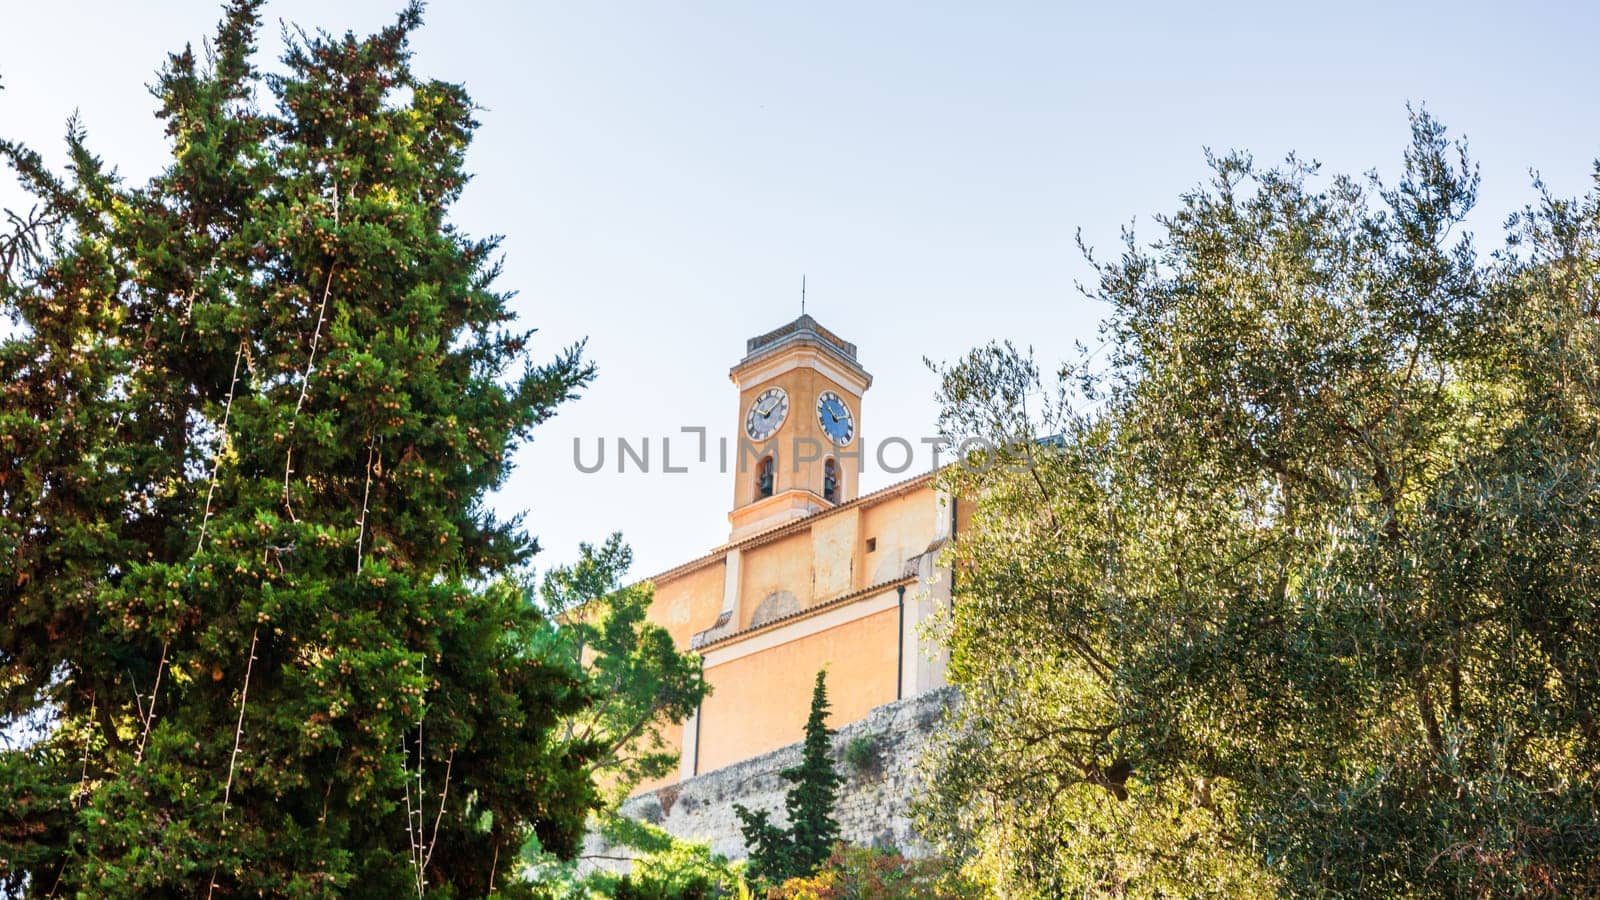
730;344;871;396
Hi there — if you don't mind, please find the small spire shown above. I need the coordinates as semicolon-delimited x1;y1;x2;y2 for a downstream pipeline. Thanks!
801;275;806;316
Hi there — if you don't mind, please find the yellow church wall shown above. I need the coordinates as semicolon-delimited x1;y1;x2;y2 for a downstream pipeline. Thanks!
955;495;975;547
648;559;727;649
694;601;901;774
628;477;946;793
623;561;723;796
809;507;859;600
738;530;815;628
856;488;939;589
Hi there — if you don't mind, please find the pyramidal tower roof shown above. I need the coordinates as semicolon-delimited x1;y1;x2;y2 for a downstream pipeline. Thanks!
744;313;858;360
733;314;870;389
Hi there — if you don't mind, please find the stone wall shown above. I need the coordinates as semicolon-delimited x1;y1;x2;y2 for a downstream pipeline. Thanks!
585;687;958;866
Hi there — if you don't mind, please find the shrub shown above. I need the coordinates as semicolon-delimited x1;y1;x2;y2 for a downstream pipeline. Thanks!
769;845;982;899
842;736;879;773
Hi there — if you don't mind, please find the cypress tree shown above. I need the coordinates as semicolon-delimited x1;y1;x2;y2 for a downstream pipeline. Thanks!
785;670;843;869
735;669;842;886
0;3;599;895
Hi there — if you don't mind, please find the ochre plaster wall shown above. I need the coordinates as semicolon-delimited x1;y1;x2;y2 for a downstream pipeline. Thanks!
648;560;726;648
857;489;938;588
630;478;946;792
693;604;899;774
738;531;814;629
809;507;859;601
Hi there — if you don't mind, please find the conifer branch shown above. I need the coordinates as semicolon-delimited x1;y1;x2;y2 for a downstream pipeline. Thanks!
405;656;429;897
73;690;95;808
318;749;340;827
133;640;169;766
292;265;337;420
220;627;260;823
486;844;499;897
356;435;380;571
282;263;338;520
206;628;260;900
422;749;453;872
197;340;246;555
0;201;59;283
403;750;421;894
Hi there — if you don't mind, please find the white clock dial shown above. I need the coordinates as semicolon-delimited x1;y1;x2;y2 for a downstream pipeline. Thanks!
816;391;855;446
745;386;790;441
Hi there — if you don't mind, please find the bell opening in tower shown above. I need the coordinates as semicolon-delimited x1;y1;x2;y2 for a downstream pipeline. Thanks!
756;455;775;500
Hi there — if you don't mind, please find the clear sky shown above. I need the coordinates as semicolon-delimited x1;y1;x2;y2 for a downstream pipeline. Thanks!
3;0;1598;580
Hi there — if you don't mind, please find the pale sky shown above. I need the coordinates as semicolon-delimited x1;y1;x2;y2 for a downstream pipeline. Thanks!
3;1;1598;580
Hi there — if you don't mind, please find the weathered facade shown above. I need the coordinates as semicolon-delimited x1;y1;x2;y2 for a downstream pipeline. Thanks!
634;315;960;793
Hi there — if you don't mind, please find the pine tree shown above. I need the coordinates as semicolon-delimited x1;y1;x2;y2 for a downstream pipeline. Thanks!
535;535;708;805
522;535;714;890
735;670;842;886
0;3;599;895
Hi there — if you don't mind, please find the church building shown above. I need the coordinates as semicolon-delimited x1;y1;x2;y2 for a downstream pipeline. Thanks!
633;314;959;792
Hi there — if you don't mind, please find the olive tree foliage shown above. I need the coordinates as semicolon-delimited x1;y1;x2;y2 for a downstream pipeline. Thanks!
918;111;1600;897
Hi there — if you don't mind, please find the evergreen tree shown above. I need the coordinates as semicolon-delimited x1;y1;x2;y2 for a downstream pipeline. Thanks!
735;670;842;887
784;671;842;871
0;3;599;895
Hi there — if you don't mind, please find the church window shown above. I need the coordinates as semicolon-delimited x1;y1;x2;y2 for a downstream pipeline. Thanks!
757;455;774;499
823;458;839;503
866;537;877;553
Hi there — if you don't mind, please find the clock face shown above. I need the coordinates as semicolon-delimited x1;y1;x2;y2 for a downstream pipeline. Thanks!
745;386;790;442
816;391;855;446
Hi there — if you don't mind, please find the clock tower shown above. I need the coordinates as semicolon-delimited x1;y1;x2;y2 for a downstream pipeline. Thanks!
728;314;871;540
